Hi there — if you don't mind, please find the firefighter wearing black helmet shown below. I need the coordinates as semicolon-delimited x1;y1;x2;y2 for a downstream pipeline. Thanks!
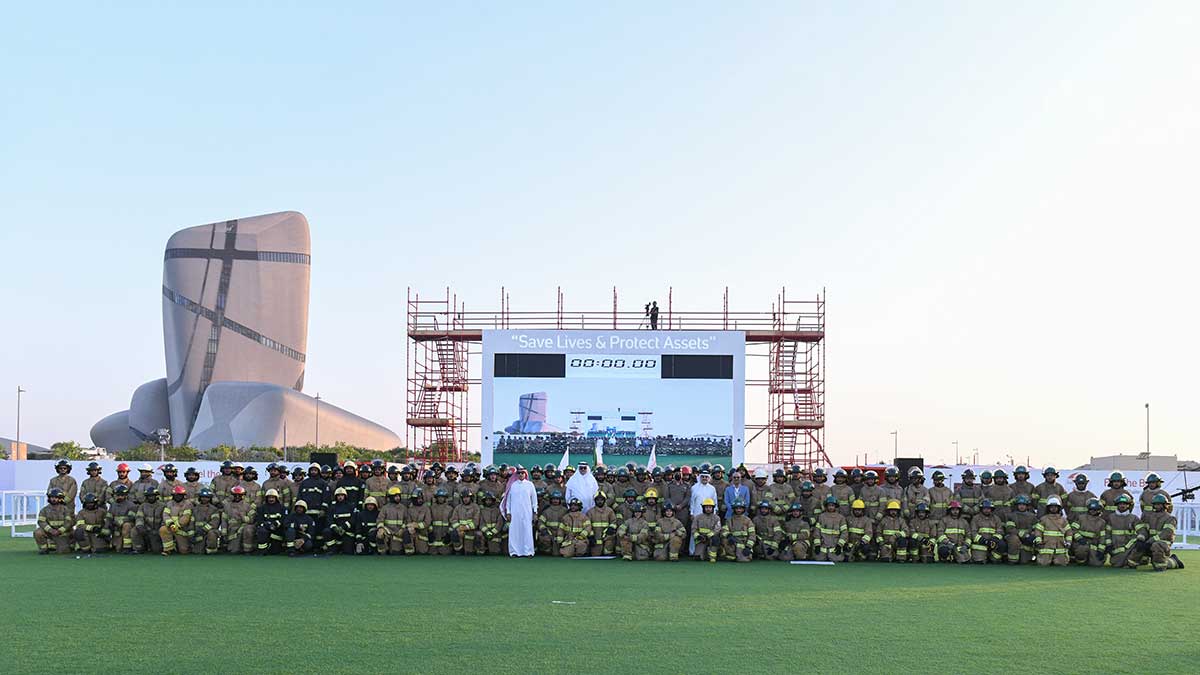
451;489;482;554
353;497;381;554
403;489;432;554
181;466;204;501
107;484;137;553
1069;498;1110;567
478;492;507;555
132;487;166;554
49;459;78;509
779;502;813;562
212;461;238;505
764;468;795;516
1003;495;1038;565
80;462;109;509
365;460;390;507
1064;474;1097;523
654;501;686;561
35;487;74;554
192;487;222;554
558;498;591;558
158;463;183;500
71;492;106;553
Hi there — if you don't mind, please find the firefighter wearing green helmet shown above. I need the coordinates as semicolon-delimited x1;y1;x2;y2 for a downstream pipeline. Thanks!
970;499;1005;564
1099;471;1131;514
538;491;568;555
478;492;507;555
1069;498;1110;567
1106;494;1140;568
619;501;653;561
985;470;1014;522
815;495;847;562
35;488;74;554
1138;473;1170;516
1033;495;1071;566
191;487;223;555
1133;494;1184;571
751;500;783;560
779;502;813;561
722;500;755;562
429;488;454;555
1004;494;1038;565
1032;467;1067;515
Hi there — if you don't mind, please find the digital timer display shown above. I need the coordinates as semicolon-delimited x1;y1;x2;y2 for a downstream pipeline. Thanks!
565;354;658;379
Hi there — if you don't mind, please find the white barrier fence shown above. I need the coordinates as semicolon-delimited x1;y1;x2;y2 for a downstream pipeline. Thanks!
1;491;46;538
1174;503;1200;549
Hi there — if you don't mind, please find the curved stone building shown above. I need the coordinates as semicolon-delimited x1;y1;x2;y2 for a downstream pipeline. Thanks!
91;211;400;452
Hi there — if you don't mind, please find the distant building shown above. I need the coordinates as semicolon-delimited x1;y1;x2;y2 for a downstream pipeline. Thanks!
1074;454;1180;472
90;211;400;452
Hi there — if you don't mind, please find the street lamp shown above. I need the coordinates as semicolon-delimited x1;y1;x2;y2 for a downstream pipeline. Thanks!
1145;403;1150;470
953;440;959;465
890;431;898;462
16;386;26;450
314;393;321;449
155;428;171;463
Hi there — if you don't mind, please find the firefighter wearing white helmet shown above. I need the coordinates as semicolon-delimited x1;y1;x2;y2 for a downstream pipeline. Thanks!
131;464;158;505
690;497;722;563
283;499;316;556
254;488;287;555
1033;495;1071;566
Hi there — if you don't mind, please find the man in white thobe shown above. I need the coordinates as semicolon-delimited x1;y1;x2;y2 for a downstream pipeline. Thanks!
503;467;538;557
688;470;718;554
565;461;599;513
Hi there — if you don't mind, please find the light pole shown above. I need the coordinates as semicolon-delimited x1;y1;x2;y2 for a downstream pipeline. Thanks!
890;431;898;462
314;393;321;449
953;440;959;465
155;428;171;463
16;386;26;450
1145;403;1150;469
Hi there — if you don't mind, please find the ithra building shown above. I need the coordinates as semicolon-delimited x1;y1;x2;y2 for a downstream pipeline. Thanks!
91;211;400;452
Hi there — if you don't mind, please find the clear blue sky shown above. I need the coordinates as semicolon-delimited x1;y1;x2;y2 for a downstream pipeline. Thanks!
2;2;1197;467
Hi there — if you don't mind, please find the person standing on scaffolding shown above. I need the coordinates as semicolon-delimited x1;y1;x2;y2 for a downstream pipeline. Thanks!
646;301;659;329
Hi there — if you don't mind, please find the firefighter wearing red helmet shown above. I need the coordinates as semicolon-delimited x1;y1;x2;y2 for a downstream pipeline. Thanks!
108;462;134;507
160;484;194;556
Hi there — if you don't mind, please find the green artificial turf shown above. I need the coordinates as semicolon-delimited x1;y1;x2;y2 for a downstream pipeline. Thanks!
1;530;1196;674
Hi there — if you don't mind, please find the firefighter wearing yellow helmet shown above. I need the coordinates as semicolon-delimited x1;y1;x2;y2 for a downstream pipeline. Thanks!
690;498;722;563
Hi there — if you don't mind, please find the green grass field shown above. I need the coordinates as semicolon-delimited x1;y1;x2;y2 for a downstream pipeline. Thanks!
1;531;1196;674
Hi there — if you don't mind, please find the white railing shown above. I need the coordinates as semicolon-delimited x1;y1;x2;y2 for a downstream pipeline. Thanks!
1175;502;1200;550
1;491;46;538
